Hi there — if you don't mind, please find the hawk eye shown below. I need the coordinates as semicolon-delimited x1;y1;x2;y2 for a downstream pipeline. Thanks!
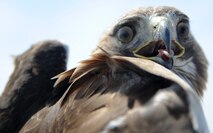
177;22;189;38
117;26;134;43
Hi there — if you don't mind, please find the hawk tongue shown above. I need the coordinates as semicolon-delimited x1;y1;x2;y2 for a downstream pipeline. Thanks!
157;49;173;61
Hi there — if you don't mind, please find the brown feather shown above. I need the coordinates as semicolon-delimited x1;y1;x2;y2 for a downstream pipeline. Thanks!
60;53;116;105
52;68;76;88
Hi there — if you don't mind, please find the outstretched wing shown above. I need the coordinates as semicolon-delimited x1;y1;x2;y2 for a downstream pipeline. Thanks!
0;40;68;133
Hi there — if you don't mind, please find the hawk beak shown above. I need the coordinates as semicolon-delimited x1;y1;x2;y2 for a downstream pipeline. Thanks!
133;16;185;69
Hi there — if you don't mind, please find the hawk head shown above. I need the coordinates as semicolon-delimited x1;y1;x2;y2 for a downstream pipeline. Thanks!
95;6;208;96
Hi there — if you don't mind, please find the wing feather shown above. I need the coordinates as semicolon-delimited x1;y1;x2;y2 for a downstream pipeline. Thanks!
52;68;76;88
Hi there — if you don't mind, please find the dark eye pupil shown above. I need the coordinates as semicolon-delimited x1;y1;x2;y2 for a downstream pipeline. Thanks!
117;26;134;43
121;30;130;39
177;22;189;38
180;26;186;34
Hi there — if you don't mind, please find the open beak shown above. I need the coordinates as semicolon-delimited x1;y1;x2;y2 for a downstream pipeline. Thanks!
133;16;185;69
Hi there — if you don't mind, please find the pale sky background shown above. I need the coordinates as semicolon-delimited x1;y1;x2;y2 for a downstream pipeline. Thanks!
0;0;212;131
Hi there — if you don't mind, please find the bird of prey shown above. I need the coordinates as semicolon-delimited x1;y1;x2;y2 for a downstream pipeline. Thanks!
0;41;68;133
20;6;209;133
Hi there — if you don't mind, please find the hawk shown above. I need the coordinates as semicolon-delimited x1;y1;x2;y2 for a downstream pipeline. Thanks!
20;6;209;133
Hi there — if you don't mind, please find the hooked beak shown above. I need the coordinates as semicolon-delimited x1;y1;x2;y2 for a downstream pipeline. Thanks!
133;16;185;69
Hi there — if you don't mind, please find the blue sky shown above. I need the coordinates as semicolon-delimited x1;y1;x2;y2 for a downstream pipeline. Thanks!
0;0;212;131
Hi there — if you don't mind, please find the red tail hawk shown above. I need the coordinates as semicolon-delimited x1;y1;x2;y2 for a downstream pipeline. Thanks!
20;6;209;133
